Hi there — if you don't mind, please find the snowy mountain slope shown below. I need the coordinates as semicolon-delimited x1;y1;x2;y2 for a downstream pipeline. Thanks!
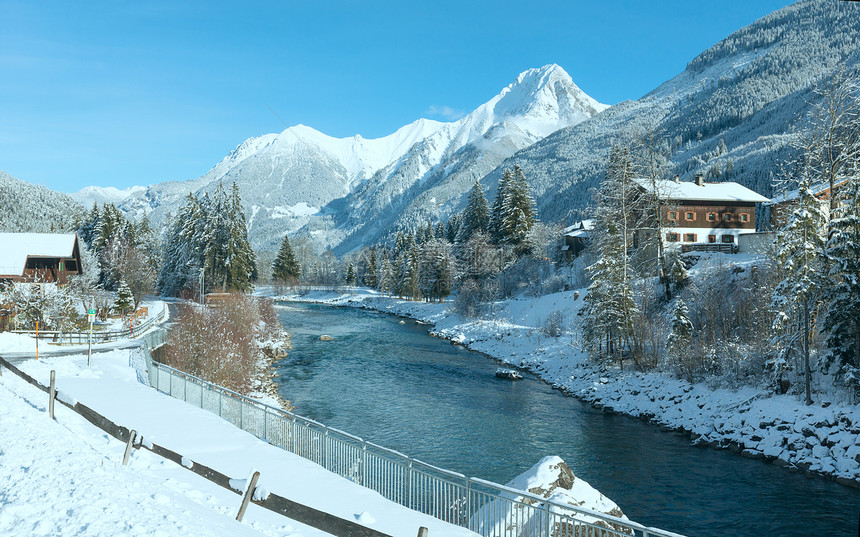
115;64;607;251
0;171;86;233
483;0;860;226
70;185;146;209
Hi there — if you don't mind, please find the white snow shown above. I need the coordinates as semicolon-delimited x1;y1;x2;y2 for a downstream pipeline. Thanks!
635;178;771;203
0;347;478;537
0;232;78;276
269;286;860;488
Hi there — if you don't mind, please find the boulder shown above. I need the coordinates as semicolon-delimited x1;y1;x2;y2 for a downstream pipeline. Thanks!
471;456;630;536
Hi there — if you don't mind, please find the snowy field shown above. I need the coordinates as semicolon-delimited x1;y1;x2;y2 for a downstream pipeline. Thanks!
0;349;477;537
271;286;860;489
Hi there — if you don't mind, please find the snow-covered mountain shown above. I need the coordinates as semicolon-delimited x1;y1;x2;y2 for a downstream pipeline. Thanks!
114;64;606;251
71;185;147;209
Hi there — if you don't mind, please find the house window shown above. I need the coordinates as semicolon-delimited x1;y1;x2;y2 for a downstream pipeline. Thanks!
707;212;717;222
723;213;732;222
685;211;695;221
65;259;78;272
708;235;716;243
721;235;735;243
667;211;678;221
739;213;749;223
667;233;679;242
684;233;697;242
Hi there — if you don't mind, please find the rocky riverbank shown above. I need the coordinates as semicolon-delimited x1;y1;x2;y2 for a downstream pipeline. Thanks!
271;288;860;489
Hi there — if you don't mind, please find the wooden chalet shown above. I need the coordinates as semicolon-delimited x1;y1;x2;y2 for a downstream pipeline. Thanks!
635;175;770;252
561;220;593;260
0;233;83;285
767;178;850;228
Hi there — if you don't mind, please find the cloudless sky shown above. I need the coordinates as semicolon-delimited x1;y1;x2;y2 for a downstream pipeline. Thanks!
1;0;793;193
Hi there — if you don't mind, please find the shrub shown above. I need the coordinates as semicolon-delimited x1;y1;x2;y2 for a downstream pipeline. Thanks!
165;293;290;395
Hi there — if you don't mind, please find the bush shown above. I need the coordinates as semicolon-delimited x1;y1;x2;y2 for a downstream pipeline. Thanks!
542;311;564;337
165;294;290;395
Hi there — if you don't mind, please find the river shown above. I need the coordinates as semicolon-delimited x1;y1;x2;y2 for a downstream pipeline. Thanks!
272;301;860;536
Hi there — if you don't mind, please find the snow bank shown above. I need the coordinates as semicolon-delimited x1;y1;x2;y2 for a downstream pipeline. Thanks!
273;287;860;488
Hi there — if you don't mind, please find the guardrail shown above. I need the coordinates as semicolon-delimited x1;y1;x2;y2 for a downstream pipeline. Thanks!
147;361;688;537
12;305;168;345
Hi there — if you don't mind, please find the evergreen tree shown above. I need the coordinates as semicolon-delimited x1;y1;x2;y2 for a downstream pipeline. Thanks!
667;299;694;378
579;146;642;368
379;254;395;296
490;168;513;243
822;170;860;387
272;234;300;283
499;165;538;255
113;280;134;316
456;179;490;244
772;173;828;405
363;248;378;288
346;263;356;285
445;214;460;244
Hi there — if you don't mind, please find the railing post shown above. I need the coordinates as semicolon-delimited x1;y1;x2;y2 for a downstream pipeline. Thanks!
240;399;244;430
323;429;329;470
406;459;413;509
361;441;367;485
544;501;551;537
465;478;471;528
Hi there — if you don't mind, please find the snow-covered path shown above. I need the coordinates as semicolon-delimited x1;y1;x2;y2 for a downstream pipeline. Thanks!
0;369;312;537
0;350;477;537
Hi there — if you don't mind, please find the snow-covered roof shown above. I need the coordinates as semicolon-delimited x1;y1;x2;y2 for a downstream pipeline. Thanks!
767;178;850;205
562;219;594;236
635;179;770;203
0;233;78;277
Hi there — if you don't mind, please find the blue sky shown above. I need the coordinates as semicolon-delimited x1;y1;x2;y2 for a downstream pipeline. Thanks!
1;0;793;193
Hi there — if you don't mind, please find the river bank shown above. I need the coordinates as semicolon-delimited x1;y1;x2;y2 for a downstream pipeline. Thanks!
269;287;860;489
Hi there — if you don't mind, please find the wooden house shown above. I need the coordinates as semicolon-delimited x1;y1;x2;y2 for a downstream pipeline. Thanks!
767;178;850;229
0;233;83;285
561;220;593;259
634;175;770;252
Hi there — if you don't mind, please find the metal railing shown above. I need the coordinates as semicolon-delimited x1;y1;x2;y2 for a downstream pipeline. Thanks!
147;361;687;537
12;305;168;345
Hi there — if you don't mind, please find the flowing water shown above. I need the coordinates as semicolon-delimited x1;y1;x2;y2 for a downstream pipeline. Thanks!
272;301;860;536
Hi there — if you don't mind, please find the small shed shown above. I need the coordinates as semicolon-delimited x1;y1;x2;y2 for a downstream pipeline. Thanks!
0;233;83;284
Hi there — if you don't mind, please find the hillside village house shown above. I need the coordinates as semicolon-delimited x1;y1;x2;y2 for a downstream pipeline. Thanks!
0;233;83;285
767;178;851;229
635;175;770;251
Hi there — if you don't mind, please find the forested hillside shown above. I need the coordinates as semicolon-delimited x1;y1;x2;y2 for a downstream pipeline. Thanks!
487;0;860;225
0;171;85;232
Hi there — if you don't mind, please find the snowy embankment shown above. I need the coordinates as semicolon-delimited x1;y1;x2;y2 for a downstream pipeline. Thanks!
273;288;860;489
0;350;477;537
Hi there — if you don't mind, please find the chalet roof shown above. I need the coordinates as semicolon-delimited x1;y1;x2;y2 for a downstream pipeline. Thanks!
635;179;770;204
0;233;78;277
562;219;594;237
767;178;850;205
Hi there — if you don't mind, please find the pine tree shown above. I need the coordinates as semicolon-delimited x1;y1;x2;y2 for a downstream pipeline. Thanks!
822;170;860;387
113;280;134;316
772;173;828;405
490;168;513;244
272;234;300;283
579;146;642;368
363;248;378;288
346;263;356;285
456;179;490;244
667;299;694;379
379;254;395;296
499;165;538;255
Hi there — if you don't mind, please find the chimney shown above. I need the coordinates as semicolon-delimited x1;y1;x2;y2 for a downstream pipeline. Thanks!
695;173;704;186
674;174;680;184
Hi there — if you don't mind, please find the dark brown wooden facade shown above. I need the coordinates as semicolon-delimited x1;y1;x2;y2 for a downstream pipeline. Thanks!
663;201;757;230
0;237;83;285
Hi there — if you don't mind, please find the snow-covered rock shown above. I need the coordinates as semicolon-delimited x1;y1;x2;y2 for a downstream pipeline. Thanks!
471;455;629;536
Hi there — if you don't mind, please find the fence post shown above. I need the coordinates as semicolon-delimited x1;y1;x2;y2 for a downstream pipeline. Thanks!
236;470;261;522
323;429;329;470
465;478;471;527
406;459;413;509
122;430;137;465
48;370;56;420
361;441;367;485
544;501;551;537
240;399;244;430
